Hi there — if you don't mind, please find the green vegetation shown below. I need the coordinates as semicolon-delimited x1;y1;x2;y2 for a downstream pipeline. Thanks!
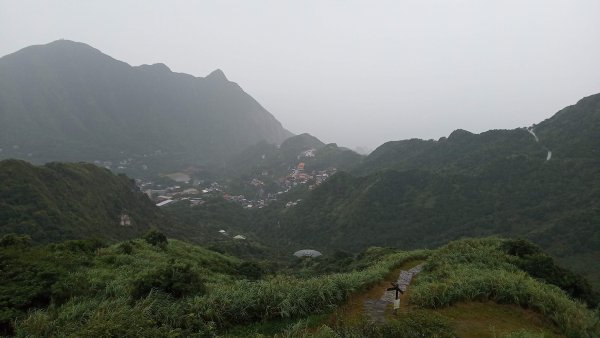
0;159;168;243
502;239;599;308
2;235;598;337
286;238;597;338
246;154;600;286
0;234;425;336
410;238;600;337
189;249;427;329
354;93;600;177
1;237;239;336
279;312;458;338
143;229;169;249
0;236;108;335
1;41;600;337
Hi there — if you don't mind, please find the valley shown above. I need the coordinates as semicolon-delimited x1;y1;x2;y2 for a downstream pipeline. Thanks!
0;39;599;337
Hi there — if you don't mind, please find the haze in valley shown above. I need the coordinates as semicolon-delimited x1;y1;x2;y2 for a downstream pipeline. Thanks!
1;0;599;150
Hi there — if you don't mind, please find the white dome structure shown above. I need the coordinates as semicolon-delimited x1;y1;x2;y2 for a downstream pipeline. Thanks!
293;249;322;258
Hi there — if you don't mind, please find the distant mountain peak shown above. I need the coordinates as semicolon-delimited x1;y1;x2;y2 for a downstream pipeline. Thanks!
206;69;228;82
43;39;106;55
0;40;293;167
448;129;473;140
48;39;91;47
138;63;172;73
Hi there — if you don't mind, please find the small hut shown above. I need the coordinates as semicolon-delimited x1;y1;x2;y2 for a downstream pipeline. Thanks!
119;214;132;226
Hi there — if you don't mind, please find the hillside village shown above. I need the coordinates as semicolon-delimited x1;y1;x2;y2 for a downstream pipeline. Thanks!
136;148;338;211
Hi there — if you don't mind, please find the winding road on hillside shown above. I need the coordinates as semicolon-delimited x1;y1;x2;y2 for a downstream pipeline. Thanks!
527;127;552;161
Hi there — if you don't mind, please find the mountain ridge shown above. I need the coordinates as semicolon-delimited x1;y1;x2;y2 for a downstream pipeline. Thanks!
239;92;600;287
0;40;293;172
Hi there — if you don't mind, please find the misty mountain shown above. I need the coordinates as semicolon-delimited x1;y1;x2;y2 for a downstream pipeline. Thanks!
226;133;363;176
354;93;600;176
244;93;600;286
0;40;292;171
220;133;363;197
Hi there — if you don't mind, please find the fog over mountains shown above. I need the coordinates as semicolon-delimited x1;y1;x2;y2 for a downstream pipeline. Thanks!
0;40;292;170
1;37;600;337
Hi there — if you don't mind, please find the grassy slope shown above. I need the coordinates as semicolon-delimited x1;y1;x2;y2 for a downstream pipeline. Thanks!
271;238;599;338
4;237;598;337
0;237;240;335
410;238;600;337
5;238;426;337
324;258;563;338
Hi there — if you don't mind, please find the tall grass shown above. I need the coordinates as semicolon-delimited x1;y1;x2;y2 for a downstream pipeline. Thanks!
409;238;600;338
15;244;427;336
190;250;429;327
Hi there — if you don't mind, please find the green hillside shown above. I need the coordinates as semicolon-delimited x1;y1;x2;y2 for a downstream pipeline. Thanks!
0;236;241;336
307;238;599;338
355;93;600;176
0;40;292;173
355;128;546;176
0;159;168;243
241;93;600;288
2;236;597;337
535;93;600;159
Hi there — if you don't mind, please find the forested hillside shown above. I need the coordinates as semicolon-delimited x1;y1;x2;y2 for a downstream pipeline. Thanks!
0;160;166;242
244;93;600;287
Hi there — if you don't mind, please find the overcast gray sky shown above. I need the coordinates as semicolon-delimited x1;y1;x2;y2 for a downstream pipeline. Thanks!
1;0;599;150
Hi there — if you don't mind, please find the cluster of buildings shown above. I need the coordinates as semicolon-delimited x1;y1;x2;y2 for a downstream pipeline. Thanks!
222;194;268;209
284;162;337;190
218;229;246;240
134;148;338;211
140;179;225;208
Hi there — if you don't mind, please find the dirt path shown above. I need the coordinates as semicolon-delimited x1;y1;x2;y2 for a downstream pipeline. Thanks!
363;263;423;323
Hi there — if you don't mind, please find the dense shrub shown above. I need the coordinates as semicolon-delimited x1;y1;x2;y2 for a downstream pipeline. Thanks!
49;238;107;253
143;229;168;249
131;260;205;299
502;238;543;257
238;261;264;280
49;273;91;305
117;241;134;255
503;239;600;308
0;234;31;248
0;241;95;335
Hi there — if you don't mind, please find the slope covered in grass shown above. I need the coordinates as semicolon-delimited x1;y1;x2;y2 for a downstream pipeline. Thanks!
0;235;241;335
2;234;426;336
410;238;600;337
267;238;599;338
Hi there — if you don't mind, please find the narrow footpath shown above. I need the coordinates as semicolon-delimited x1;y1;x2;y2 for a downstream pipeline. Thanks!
363;264;423;323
